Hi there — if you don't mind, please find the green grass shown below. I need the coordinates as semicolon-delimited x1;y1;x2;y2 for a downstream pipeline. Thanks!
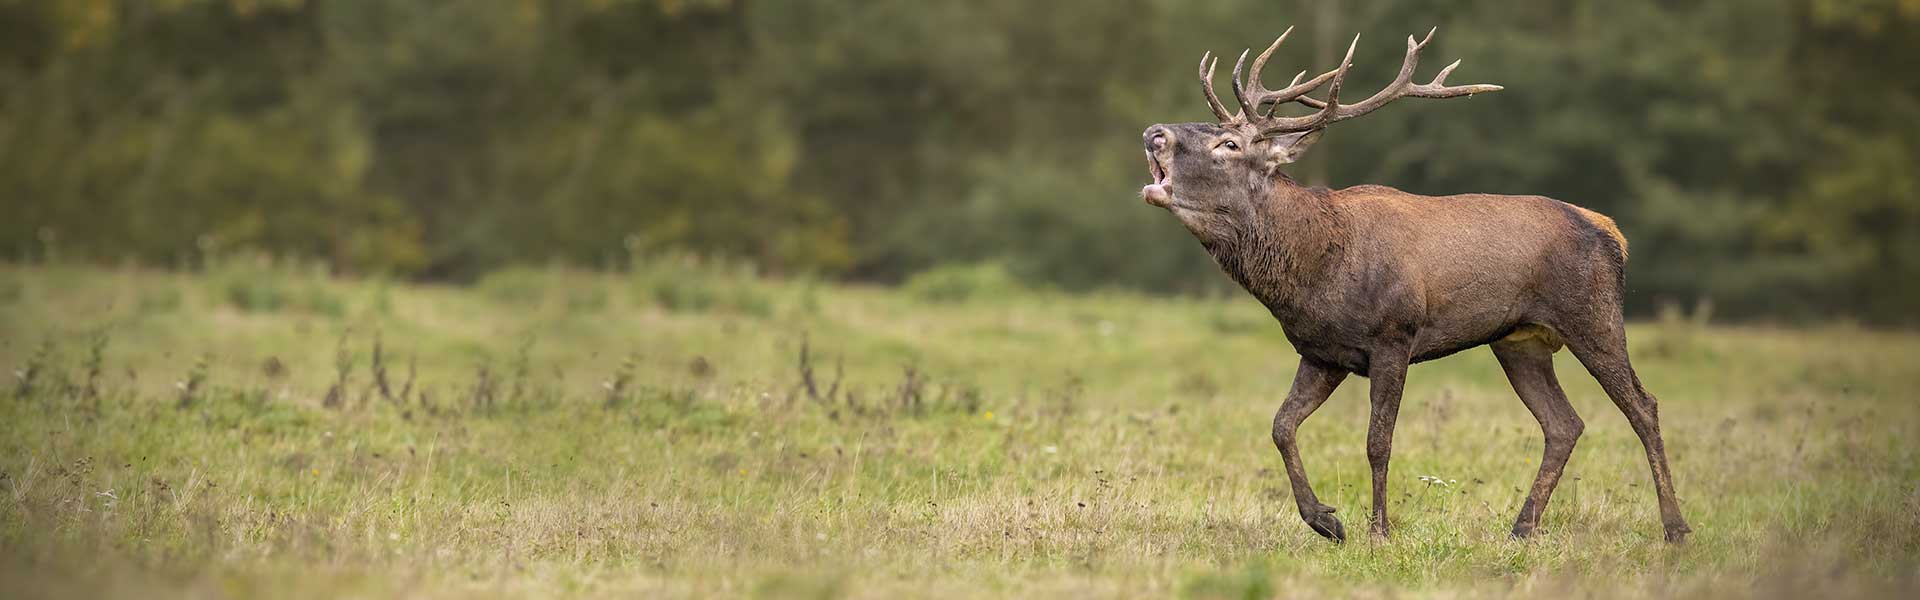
1;263;1916;599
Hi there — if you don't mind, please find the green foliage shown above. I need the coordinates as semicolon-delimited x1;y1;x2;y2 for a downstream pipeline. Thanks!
205;253;343;316
2;0;1916;323
1179;560;1275;600
476;267;554;308
902;262;1024;303
1643;300;1721;362
564;284;609;313
0;273;20;305
136;284;183;315
632;252;773;316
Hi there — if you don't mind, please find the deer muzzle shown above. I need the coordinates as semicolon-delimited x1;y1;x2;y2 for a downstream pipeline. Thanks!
1142;128;1174;207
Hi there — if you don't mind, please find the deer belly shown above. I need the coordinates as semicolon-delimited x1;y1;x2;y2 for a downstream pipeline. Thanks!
1499;323;1565;351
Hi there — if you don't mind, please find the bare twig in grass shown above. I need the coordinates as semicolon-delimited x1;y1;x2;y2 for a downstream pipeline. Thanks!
469;365;495;412
397;355;417;406
605;353;636;409
1792;404;1817;470
956;384;982;415
843;389;862;418
14;339;53;399
79;328;108;406
1050;373;1084;418
420;386;438;417
827;356;843;405
371;332;393;404
1430;386;1455;451
798;334;821;403
323;333;352;410
895;365;925;416
507;336;535;405
796;334;845;409
175;354;208;409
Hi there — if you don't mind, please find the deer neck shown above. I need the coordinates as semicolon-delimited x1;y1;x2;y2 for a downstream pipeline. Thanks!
1200;175;1348;311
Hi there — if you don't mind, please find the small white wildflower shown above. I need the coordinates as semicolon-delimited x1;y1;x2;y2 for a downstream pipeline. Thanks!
323;431;334;438
1042;446;1059;454
388;532;400;541
814;532;827;541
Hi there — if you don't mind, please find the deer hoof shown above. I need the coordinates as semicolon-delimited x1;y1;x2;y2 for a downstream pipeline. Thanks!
1509;523;1539;539
1302;507;1345;543
1664;523;1692;544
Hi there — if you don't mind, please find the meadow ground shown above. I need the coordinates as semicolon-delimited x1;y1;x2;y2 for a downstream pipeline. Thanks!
0;260;1916;598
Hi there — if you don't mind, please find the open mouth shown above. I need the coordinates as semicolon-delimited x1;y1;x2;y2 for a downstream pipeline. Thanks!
1141;153;1173;207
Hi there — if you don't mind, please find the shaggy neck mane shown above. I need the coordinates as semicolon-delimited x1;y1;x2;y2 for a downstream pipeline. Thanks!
1200;173;1348;313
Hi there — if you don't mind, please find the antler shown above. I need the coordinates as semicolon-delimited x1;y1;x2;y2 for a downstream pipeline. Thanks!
1197;52;1234;122
1234;27;1343;119
1197;27;1340;124
1196;27;1503;139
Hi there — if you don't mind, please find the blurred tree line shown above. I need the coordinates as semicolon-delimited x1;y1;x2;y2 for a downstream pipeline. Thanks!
2;0;1916;323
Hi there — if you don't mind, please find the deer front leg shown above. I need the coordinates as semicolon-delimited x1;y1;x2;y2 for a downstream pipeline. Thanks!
1366;346;1410;539
1272;358;1349;542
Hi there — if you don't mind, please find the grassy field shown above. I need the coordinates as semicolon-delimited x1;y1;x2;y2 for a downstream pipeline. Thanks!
1;260;1917;598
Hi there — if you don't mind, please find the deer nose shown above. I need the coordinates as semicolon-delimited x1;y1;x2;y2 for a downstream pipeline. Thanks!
1143;127;1171;153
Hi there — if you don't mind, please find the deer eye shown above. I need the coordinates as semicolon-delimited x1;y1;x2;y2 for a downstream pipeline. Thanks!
1221;140;1240;151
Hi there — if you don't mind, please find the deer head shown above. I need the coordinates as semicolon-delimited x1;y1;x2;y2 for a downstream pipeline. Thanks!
1140;27;1502;219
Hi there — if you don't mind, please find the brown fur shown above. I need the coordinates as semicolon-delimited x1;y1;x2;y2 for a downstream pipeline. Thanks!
1571;205;1628;261
1141;119;1690;544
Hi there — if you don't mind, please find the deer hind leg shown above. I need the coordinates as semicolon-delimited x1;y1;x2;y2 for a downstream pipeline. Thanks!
1492;334;1584;539
1563;320;1693;543
1272;358;1349;542
1365;345;1411;540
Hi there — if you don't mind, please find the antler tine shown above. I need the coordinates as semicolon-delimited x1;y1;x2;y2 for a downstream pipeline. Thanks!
1277;70;1330;112
1197;52;1234;122
1243;27;1293;103
1323;27;1503;125
1254;27;1503;136
1263;67;1339;113
1406;59;1504;97
1319;35;1361;117
1256;34;1358;136
1239;28;1337;116
1433;59;1462;85
1321;29;1431;123
1229;49;1256;119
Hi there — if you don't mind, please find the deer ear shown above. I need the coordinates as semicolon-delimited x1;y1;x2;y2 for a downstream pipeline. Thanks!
1265;130;1323;169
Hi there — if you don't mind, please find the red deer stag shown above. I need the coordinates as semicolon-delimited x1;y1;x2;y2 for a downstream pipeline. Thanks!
1140;27;1691;543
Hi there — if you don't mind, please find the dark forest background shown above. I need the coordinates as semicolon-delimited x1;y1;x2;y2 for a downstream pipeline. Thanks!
3;0;1917;323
